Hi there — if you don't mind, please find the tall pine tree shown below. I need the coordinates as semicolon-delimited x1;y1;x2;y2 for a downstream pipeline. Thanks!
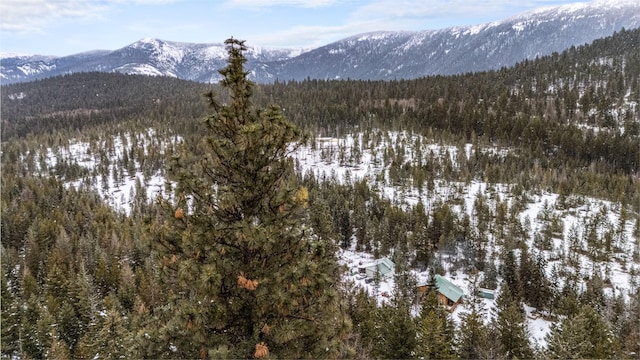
493;286;533;359
416;291;456;359
0;270;20;359
456;299;490;359
546;304;618;359
146;38;350;359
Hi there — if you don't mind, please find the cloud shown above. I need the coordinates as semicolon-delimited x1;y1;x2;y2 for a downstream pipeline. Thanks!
243;0;575;48
0;0;180;33
351;0;570;22
353;0;498;21
0;0;107;32
225;0;340;9
247;19;395;48
249;24;348;48
110;0;182;4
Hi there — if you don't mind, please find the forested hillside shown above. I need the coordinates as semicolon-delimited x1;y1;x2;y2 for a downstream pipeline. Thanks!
1;28;639;358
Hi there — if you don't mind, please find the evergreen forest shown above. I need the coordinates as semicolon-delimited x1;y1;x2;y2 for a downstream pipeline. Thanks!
1;28;640;359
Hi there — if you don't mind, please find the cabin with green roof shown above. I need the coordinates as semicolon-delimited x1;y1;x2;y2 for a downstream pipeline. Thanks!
417;275;465;312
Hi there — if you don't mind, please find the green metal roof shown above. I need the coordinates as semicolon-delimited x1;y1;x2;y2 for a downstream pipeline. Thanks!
364;258;395;278
478;288;495;299
435;275;464;302
376;258;395;275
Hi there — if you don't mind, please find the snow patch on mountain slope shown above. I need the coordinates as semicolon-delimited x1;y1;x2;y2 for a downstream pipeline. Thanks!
113;64;168;77
16;63;56;76
198;45;228;60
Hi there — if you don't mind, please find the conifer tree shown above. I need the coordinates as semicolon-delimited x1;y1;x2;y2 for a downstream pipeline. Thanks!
48;329;72;360
494;286;533;359
21;294;53;359
0;271;20;359
347;288;377;355
92;308;132;359
520;248;552;311
456;304;490;359
546;304;618;359
501;250;523;300
147;38;350;358
480;256;498;290
416;291;455;359
373;302;417;359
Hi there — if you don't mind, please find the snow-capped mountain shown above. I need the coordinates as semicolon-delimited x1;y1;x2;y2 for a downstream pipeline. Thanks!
1;0;638;84
0;38;302;84
267;0;640;81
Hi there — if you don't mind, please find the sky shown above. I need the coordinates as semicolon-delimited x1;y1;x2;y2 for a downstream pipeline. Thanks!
1;0;595;56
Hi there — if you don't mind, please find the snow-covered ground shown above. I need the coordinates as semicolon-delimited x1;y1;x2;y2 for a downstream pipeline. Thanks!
297;130;636;348
339;247;554;348
296;131;636;283
32;128;178;214
35;128;638;349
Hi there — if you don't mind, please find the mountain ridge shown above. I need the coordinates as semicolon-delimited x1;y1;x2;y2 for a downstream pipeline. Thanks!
1;0;638;84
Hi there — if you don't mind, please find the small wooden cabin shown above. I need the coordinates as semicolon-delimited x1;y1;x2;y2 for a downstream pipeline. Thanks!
417;275;464;312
